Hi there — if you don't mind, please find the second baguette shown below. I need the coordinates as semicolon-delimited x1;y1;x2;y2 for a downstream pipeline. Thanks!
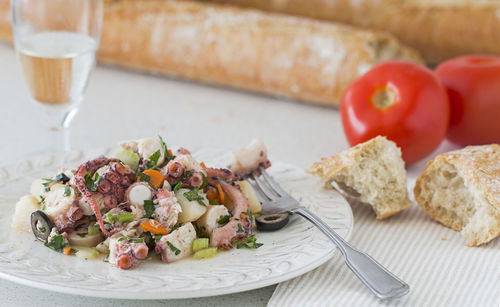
98;0;423;107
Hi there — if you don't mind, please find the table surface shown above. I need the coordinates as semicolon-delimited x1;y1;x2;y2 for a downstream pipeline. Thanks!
0;42;350;306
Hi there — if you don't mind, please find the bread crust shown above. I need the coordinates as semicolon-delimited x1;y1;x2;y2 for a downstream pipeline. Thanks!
207;0;500;65
0;0;422;107
414;144;500;246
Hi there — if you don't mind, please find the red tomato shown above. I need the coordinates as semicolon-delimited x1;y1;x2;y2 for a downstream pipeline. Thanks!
435;55;500;146
341;61;449;165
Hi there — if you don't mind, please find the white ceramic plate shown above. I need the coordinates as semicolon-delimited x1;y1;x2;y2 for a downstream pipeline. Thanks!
0;147;353;299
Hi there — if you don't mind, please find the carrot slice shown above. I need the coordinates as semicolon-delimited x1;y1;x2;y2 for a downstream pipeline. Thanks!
167;149;173;157
63;247;72;256
206;188;218;202
216;184;225;204
140;220;169;235
200;162;207;169
141;169;164;189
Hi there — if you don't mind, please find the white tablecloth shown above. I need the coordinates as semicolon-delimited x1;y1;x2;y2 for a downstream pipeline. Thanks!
269;145;500;306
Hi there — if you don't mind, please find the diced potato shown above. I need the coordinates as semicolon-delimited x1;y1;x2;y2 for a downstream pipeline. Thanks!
175;189;208;223
196;205;229;237
30;179;46;199
11;195;40;232
237;181;262;214
68;231;103;247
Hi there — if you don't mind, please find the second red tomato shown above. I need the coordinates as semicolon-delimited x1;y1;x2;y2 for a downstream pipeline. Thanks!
341;61;449;165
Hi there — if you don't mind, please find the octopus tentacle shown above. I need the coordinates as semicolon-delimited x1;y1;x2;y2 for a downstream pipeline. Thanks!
205;168;235;181
208;178;251;249
74;157;121;236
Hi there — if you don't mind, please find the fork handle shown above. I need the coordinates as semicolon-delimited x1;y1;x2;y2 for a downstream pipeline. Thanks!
292;207;410;300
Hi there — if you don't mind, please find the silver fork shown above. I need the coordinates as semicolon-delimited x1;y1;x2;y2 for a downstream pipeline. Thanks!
251;167;410;300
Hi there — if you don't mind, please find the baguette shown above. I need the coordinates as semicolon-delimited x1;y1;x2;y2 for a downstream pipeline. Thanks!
0;0;423;107
205;0;500;65
414;145;500;246
308;136;411;219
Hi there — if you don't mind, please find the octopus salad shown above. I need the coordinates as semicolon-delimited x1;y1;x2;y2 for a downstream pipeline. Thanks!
12;137;272;270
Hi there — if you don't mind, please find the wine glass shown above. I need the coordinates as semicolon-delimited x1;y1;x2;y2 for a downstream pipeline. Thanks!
11;0;103;153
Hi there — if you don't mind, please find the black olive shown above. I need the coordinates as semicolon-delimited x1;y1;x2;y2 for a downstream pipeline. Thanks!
31;210;54;243
256;213;289;231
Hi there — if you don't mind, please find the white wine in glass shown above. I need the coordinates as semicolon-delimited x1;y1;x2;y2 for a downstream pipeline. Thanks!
11;0;103;153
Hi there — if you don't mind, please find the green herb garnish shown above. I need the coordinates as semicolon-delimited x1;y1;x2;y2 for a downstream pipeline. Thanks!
77;233;88;238
246;210;254;223
118;237;145;243
143;200;155;218
147;150;161;169
159;135;175;162
154;234;163;242
237;223;244;233
209;199;220;206
217;215;230;225
38;195;46;211
201;173;207;188
173;182;182;193
38;227;46;233
167;241;181;256
84;172;101;192
45;234;67;252
42;173;70;192
183;188;206;207
236;235;263;249
64;185;71;197
138;172;151;183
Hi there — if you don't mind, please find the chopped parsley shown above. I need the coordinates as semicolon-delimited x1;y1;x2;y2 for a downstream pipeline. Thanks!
246;210;254;223
84;172;101;192
173;182;182;193
209;199;220;206
163;217;168;222
42;173;70;191
170;223;182;232
159;135;175;162
236;235;263;249
183;188;206;206
217;215;230;225
118;237;145;243
154;234;163;242
147;150;161;169
167;241;181;256
137;172;151;183
77;233;88;238
38;227;46;233
237;223;244;233
38;195;46;211
64;185;71;197
143;200;155;218
180;170;192;181
45;234;67;252
201;173;207;188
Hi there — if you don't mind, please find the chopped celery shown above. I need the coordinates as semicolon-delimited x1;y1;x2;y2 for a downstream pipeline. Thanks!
117;213;134;223
192;238;209;252
87;224;100;236
74;246;100;260
193;247;217;259
116;150;139;172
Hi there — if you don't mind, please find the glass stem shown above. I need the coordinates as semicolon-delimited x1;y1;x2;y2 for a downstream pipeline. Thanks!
42;105;79;154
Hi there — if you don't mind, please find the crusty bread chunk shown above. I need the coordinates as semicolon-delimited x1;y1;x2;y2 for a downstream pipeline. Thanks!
308;136;411;219
414;145;500;246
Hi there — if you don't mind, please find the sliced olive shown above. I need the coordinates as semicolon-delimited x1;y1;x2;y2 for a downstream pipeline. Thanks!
31;210;54;243
256;213;289;231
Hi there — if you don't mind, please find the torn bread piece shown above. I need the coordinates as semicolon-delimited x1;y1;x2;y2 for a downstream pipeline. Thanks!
414;144;500;246
308;136;411;219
